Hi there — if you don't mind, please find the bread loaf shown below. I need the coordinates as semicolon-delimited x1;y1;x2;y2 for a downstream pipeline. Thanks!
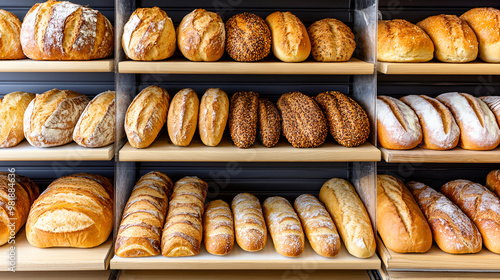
21;0;113;61
73;91;115;148
161;177;208;257
258;98;281;147
115;172;172;257
167;89;199;147
377;95;422;150
229;91;259;148
198;88;229;147
319;178;376;258
277;91;328;148
0;172;39;246
441;180;500;254
400;95;460;150
265;11;311;62
0;10;25;59
125;85;170;149
417;15;478;63
24;89;89;147
177;9;225;62
460;8;500;62
122;7;176;61
26;173;113;248
226;13;271;62
203;200;234;255
437;92;500;150
315;91;370;147
0;91;35;148
486;170;500;198
480;96;500;125
294;194;340;257
231;193;267;252
308;18;356;62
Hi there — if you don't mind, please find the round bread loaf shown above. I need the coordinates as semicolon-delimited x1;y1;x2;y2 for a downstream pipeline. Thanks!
0;10;25;59
226;13;271;62
229;91;259;148
20;0;113;61
308;18;356;62
0;91;35;148
461;8;500;63
122;7;176;61
177;9;225;62
417;15;478;63
377;19;434;62
258;98;281;147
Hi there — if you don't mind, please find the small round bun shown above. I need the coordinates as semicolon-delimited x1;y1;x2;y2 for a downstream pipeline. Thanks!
308;18;356;62
226;13;271;62
0;9;25;59
460;8;500;63
266;11;311;62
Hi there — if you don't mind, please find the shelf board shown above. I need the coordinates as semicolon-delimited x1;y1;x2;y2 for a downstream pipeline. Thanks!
0;229;113;271
0;271;111;279
377;61;500;75
0;59;114;72
118;57;374;75
0;141;114;161
111;239;380;270
380;147;500;163
379;269;500;280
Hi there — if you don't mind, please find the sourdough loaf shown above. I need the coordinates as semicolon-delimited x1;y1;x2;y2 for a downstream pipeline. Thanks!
0;91;35;148
0;10;25;59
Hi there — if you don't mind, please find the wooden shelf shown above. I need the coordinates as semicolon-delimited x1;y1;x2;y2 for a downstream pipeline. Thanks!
118;136;381;162
118;58;374;75
111;239;380;270
380;147;500;163
0;59;114;72
379;269;500;280
0;229;113;271
377;61;500;75
0;271;111;279
0;141;114;161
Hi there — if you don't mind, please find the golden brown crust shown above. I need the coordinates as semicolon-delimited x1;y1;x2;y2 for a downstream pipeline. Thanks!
226;13;271;62
0;10;25;59
0;91;35;148
231;193;267;252
308;18;356;62
167;88;199;147
203;200;234;255
486;170;500;198
460;8;500;62
258;98;281;147
198;88;229;147
229;91;259;148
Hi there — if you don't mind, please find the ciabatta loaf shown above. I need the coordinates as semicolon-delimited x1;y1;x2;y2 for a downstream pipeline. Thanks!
203;200;234;255
231;193;267;252
0;10;25;59
198;88;229;147
0;91;35;148
167;88;199;147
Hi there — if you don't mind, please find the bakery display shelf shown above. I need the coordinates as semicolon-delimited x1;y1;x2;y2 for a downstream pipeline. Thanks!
0;229;113;271
118;58;374;75
0;271;111;280
380;147;500;163
118;136;381;162
379;269;500;280
377;61;500;75
0;141;114;161
0;58;114;73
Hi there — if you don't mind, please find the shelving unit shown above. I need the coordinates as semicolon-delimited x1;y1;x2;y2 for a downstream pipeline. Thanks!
0;142;114;161
379;270;500;280
380;147;500;163
0;271;112;280
0;59;114;73
377;61;500;75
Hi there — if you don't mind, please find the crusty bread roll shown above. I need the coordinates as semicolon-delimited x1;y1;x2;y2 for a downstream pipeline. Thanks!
460;8;500;62
24;89;89;147
400;95;460;150
441;180;500;254
115;171;173;257
231;193;267;252
203;200;234;256
0;10;25;59
198;88;229;147
378;19;434;62
26;173;113;248
122;7;176;61
315;91;370;147
21;0;113;61
265;11;311;62
177;9;225;62
0;91;35;148
229;91;259;148
319;178;376;258
294;194;341;257
167;88;199;147
226;13;271;62
486;170;500;198
125;85;170;149
417;15;478;63
437;92;500;150
258;98;281;148
480;96;500;125
73;91;115;148
308;18;356;62
407;181;482;254
377;96;422;150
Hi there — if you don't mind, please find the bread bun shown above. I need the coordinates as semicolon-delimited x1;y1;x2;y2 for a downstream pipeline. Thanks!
0;10;25;59
198;88;229;147
265;11;310;62
460;8;500;62
480;96;500;125
226;13;271;62
167;88;199;147
0;91;35;148
308;18;355;62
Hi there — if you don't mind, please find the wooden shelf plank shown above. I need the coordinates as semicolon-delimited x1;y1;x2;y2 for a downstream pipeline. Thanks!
111;239;380;270
0;141;114;161
379;269;500;280
377;61;500;75
0;271;111;279
118;58;374;75
380;147;500;163
0;59;114;72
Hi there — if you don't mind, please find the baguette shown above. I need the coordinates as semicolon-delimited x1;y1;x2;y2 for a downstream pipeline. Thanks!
228;91;259;148
167;88;199;147
198;88;229;147
0;91;35;148
203;200;234;255
486;170;500;198
231;193;267;252
258;98;281;148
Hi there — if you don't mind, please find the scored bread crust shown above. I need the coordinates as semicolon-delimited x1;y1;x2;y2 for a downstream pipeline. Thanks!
308;18;356;62
167;88;199;147
203;200;235;256
225;13;271;62
198;88;229;147
231;193;267;252
0;9;25;59
0;91;35;148
486;170;500;198
460;8;500;62
480;96;500;126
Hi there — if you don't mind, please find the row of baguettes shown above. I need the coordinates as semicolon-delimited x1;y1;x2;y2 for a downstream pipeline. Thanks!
115;172;376;259
377;93;500;150
378;8;500;63
122;7;356;63
377;170;500;254
124;85;370;149
0;89;115;148
0;1;113;60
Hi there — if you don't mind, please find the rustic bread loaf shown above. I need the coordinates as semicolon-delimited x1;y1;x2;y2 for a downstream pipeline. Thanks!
167;89;199;147
198;88;229;147
308;18;356;62
203;200;234;255
460;8;500;62
486;170;500;198
0;91;35;148
231;193;267;252
480;96;500;125
229;91;259;148
258;98;281;147
0;10;25;59
226;13;271;62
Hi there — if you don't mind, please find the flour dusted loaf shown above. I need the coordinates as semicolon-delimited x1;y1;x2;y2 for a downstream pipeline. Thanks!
486;170;500;198
258;98;281;147
461;8;500;62
308;18;356;62
26;173;113;248
265;11;310;62
203;200;234;255
0;91;35;148
167;88;199;147
0;10;25;59
231;193;267;252
198;88;229;147
481;96;500;125
21;0;113;60
226;13;271;62
229;91;259;148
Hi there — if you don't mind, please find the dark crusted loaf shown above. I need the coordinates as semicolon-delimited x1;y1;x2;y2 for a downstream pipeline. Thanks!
258;98;281;147
229;91;259;148
225;13;271;62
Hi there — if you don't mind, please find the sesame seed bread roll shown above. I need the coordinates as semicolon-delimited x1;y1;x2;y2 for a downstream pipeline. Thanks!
0;9;25;59
198;88;229;147
308;18;356;62
0;91;35;148
231;193;267;252
203;200;234;256
486;170;500;198
226;13;271;62
167;88;199;147
229;91;259;148
480;96;500;125
258;98;281;148
460;8;500;62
